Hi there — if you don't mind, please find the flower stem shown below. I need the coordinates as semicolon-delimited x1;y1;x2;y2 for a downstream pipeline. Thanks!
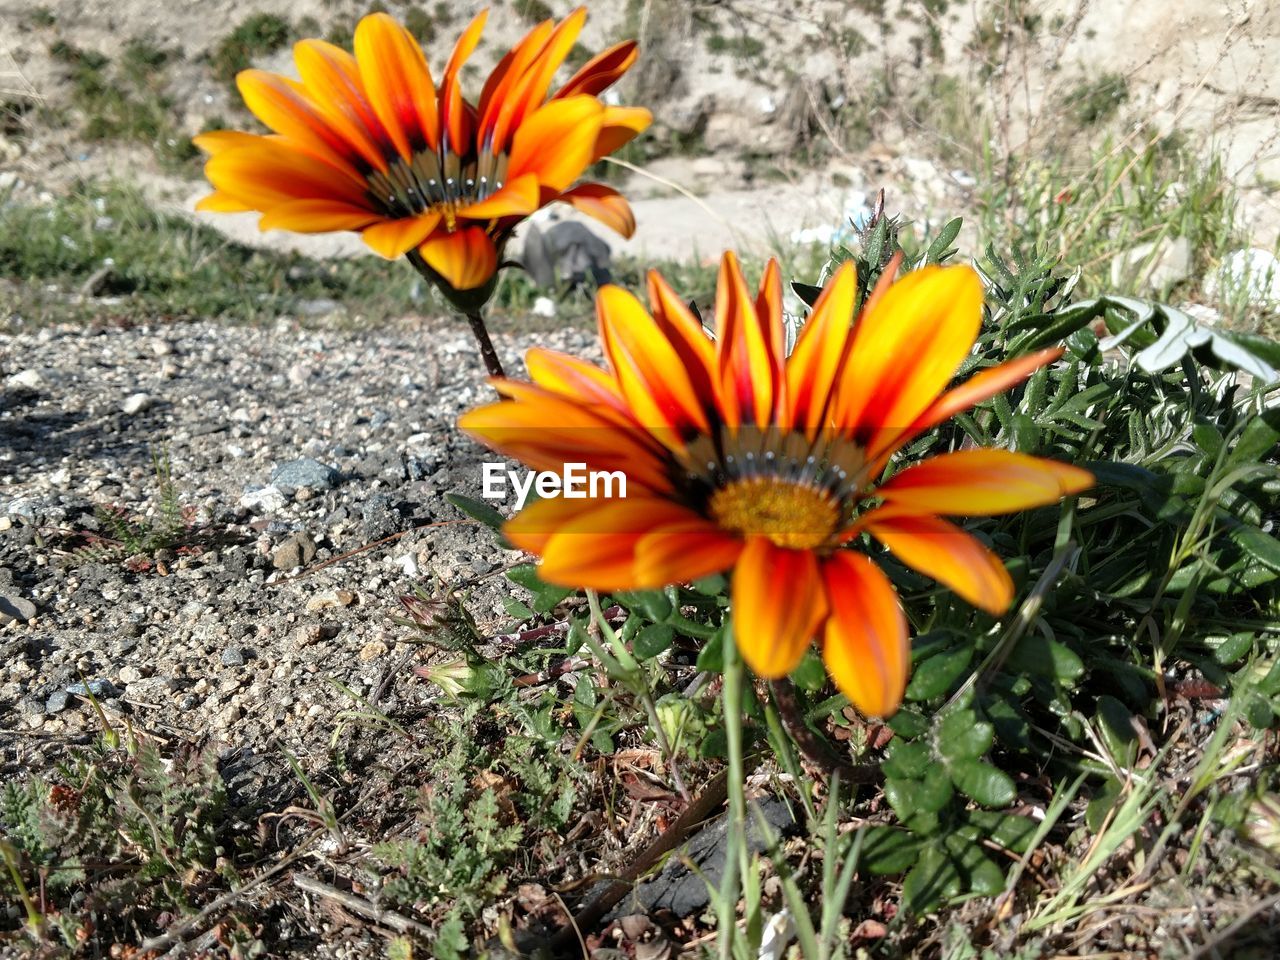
718;624;748;959
464;310;506;380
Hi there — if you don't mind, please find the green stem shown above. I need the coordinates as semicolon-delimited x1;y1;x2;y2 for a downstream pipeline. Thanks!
718;624;748;960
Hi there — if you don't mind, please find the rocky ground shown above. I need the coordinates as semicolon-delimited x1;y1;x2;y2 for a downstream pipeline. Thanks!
0;313;587;784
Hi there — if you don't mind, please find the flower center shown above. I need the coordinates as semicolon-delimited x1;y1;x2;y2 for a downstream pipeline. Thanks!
708;476;840;551
365;148;509;227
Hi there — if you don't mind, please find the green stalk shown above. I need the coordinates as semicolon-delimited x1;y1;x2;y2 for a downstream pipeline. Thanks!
718;624;748;960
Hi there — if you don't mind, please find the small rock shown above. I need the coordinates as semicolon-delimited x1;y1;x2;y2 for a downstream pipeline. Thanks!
151;338;174;357
67;678;118;699
296;297;340;317
118;665;145;684
8;368;43;389
272;532;317;570
271;458;339;490
0;595;37;624
220;646;246;667
359;640;388;662
240;485;288;514
305;589;356;612
287;362;314;386
1110;236;1192;293
293;625;324;648
121;392;153;415
45;689;72;713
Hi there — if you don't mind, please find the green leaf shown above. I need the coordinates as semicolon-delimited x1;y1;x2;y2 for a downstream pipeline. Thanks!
951;759;1016;807
859;826;921;874
1227;525;1280;574
446;493;505;531
881;740;930;779
691;573;728;595
790;649;827;692
1003;634;1085;684
614;589;674;622
887;708;930;739
966;811;1039;853
936;709;995;761
502;597;534;620
507;564;545;591
1085;778;1123;832
944;834;1005;896
531;584;573;614
902;844;962;914
634;623;675;660
905;645;974;701
1227;410;1280;467
1214;632;1256;665
696;624;726;673
1095;695;1138;766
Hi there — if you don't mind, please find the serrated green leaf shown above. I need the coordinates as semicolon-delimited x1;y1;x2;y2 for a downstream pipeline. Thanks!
634;623;674;660
951;759;1016;807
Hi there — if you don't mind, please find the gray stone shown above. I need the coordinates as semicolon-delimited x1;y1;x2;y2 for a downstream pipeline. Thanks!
1110;236;1192;293
121;392;153;415
220;646;246;667
603;798;799;920
240;485;288;514
67;679;119;699
45;689;72;713
0;595;37;624
270;458;339;490
272;532;317;570
360;493;401;540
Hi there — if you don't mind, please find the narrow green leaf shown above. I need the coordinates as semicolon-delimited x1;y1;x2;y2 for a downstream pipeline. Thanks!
446;492;505;531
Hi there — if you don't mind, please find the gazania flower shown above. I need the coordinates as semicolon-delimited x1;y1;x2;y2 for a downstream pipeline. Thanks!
460;253;1093;717
194;8;649;301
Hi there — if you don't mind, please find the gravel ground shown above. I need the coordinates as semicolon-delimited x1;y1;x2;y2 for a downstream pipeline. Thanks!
0;314;596;784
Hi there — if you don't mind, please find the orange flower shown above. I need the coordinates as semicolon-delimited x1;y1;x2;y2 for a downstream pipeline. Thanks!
460;253;1093;718
194;8;650;298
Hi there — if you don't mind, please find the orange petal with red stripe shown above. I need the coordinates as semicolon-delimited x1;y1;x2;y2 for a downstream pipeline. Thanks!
556;40;639;98
876;449;1093;516
731;538;828;679
635;522;745;588
419;226;498;290
440;9;487;150
203;140;369;209
861;512;1013;614
597;284;712;440
820;552;909;718
461;173;541;220
360;211;443;259
353;12;439;156
524;347;625;410
592;106;652;161
259;199;381;233
235;71;365;180
715;252;780;429
784;260;856;437
559;183;636;237
836;265;984;451
292;39;391;173
506;95;605;193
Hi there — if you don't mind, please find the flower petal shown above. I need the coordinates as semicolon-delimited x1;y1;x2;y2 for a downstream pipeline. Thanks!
597;284;713;441
440;9;487;150
291;40;393;172
555;40;639;98
353;11;439;155
559;182;636;237
360;211;443;259
506;95;605;193
821;551;909;718
203;140;370;210
536;497;706;590
592;106;652;160
836;265;984;451
460;172;541;220
489;8;586;154
635;522;745;588
192;130;264;155
732;537;828;679
419;226;498;290
876;449;1094;516
715;251;779;429
524;347;626;410
235;70;367;179
194;190;254;213
259;199;383;233
872;348;1065;464
861;512;1013;615
785;259;856;437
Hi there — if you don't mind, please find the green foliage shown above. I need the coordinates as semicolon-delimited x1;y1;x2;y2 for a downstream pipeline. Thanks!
211;13;292;87
0;733;228;947
1065;71;1129;126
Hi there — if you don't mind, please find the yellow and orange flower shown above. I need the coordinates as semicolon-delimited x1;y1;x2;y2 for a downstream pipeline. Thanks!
460;253;1093;717
193;8;650;296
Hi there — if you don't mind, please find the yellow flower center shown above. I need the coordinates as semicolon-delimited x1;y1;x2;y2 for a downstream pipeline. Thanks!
709;476;840;551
